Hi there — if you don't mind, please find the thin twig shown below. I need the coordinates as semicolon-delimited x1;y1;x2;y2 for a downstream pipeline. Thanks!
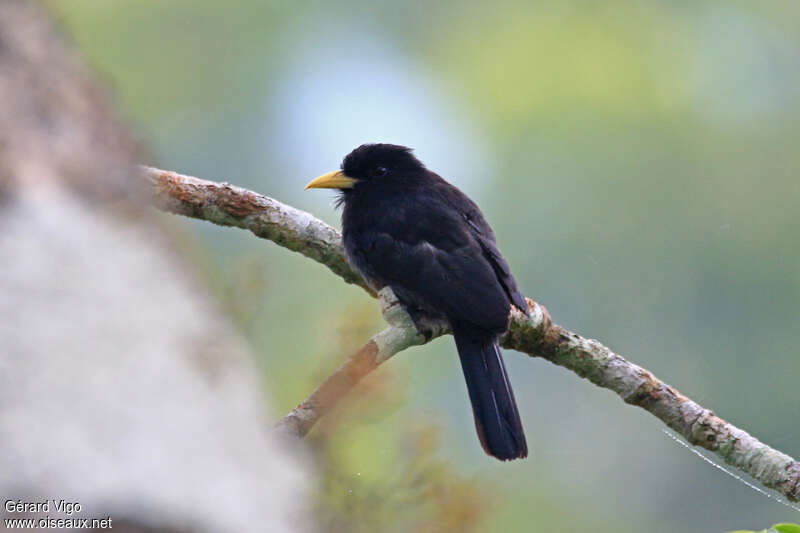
274;288;437;438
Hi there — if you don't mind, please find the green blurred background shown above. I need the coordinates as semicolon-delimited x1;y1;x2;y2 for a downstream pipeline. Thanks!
48;1;800;531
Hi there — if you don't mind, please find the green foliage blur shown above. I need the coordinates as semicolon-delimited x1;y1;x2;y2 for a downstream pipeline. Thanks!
48;1;800;531
730;523;800;533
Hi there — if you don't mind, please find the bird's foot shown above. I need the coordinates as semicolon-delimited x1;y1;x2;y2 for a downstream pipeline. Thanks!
377;287;449;342
405;306;448;342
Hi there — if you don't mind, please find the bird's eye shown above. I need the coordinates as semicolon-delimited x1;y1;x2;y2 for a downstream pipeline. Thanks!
372;166;388;177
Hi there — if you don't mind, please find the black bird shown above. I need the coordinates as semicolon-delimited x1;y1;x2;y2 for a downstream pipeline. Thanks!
306;144;528;461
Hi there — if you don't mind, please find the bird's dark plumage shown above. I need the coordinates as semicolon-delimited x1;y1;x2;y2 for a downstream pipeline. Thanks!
310;143;528;460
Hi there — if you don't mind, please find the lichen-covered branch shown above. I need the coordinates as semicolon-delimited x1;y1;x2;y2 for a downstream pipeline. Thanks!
143;166;800;503
142;166;371;293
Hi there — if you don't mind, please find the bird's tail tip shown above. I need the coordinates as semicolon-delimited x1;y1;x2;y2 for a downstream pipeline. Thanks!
453;328;528;461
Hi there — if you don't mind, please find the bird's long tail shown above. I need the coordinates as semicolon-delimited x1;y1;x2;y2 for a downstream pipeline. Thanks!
452;325;528;461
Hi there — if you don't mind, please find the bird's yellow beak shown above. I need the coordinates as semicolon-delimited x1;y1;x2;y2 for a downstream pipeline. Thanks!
304;170;357;190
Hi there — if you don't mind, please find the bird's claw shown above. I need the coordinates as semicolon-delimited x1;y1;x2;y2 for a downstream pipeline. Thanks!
377;286;448;341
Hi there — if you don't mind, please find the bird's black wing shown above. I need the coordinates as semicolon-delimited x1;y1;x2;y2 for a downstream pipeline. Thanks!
346;198;511;331
431;176;529;315
464;217;528;315
346;176;526;330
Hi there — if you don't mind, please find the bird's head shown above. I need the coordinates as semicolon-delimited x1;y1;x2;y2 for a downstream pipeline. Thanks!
305;143;426;192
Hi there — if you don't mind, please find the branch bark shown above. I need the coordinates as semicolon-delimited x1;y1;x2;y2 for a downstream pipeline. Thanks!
143;165;800;503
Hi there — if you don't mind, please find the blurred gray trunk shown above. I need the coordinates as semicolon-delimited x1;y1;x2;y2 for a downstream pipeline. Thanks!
0;2;312;532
